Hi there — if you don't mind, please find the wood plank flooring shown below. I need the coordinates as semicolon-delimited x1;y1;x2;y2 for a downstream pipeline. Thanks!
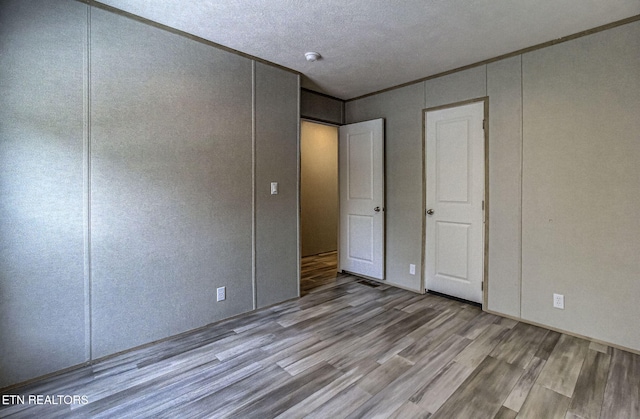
1;252;639;418
300;251;339;296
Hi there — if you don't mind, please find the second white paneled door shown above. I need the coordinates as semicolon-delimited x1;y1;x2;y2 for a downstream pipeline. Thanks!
425;101;485;303
339;119;385;280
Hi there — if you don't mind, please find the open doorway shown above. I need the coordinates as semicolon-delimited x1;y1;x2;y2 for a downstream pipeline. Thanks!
300;120;339;295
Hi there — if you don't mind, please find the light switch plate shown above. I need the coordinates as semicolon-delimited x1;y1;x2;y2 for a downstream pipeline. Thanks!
270;182;278;195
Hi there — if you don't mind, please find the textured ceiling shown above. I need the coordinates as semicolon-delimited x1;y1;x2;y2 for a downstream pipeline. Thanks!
97;0;640;100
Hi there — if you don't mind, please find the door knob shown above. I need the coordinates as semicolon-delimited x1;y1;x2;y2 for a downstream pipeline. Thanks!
374;206;381;213
426;209;434;215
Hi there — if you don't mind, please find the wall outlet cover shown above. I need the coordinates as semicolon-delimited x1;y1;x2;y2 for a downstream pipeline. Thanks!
553;293;564;309
217;286;226;302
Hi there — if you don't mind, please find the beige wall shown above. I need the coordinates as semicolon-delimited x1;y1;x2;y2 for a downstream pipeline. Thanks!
300;121;339;256
346;20;640;352
301;90;344;125
346;84;425;291
486;56;523;317
520;22;640;350
0;0;299;388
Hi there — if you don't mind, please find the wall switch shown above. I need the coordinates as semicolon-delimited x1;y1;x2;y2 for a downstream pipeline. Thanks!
553;293;564;309
217;286;226;302
409;264;416;275
270;182;278;195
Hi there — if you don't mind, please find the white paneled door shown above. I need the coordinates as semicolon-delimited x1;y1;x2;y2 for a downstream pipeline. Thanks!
339;119;385;280
425;102;485;303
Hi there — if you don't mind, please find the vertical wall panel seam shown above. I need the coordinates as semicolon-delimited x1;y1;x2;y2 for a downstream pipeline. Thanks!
519;54;524;319
251;61;257;310
83;2;93;361
296;75;301;297
484;65;488;308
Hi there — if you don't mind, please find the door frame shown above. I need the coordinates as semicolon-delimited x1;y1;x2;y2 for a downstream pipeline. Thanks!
298;118;341;295
420;97;489;308
297;117;386;283
299;119;340;258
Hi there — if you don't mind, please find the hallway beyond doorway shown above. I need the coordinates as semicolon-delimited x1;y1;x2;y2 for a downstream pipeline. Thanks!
300;251;339;295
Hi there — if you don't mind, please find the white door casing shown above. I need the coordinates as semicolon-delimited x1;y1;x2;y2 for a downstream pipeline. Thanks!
339;119;385;280
425;101;485;303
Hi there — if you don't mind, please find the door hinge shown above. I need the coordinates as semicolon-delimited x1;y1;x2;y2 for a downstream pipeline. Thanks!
483;119;486;130
482;200;485;210
481;282;484;291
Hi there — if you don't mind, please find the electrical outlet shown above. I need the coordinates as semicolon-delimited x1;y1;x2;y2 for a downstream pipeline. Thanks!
409;264;416;275
553;293;564;309
217;287;226;302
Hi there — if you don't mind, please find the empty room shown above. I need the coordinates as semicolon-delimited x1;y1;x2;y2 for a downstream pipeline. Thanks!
1;0;639;418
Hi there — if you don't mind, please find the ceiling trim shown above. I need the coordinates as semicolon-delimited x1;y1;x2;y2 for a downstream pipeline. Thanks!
346;14;640;102
86;0;302;77
78;1;639;102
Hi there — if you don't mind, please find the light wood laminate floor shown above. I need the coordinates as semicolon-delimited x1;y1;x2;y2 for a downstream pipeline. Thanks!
1;253;638;418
